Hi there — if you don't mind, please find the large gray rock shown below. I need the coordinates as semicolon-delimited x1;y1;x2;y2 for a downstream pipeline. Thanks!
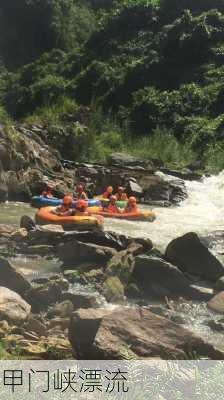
141;173;187;205
57;240;117;268
25;282;62;313
165;232;224;281
0;287;31;324
132;254;206;300
69;308;224;359
0;258;31;295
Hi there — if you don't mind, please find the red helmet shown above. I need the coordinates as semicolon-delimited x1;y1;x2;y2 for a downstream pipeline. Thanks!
76;199;88;211
107;186;113;194
129;196;137;204
63;195;73;206
77;184;84;193
117;186;124;192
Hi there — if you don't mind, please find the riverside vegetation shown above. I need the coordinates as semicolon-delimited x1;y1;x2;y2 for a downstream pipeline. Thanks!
1;0;224;171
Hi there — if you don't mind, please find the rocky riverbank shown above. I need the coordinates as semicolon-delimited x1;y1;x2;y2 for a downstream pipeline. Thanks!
0;123;202;205
0;220;224;359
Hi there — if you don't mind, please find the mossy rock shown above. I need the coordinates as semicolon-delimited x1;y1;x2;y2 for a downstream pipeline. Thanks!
103;276;124;303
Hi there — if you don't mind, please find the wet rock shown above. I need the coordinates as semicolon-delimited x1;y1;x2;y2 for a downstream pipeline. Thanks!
70;307;224;359
0;287;31;324
63;270;81;284
127;180;143;197
103;276;125;303
132;254;205;300
27;225;65;246
141;173;187;205
215;276;224;292
61;293;98;309
50;277;69;291
10;228;28;242
0;258;31;295
206;318;224;332
25;245;55;256
47;301;74;319
20;216;36;232
25;282;62;313
106;250;135;283
166;232;224;281
58;240;117;268
208;292;224;314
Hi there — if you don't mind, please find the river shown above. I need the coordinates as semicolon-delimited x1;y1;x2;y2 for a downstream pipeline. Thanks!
1;172;224;348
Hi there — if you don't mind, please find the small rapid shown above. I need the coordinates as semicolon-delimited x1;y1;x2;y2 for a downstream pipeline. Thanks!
105;171;224;251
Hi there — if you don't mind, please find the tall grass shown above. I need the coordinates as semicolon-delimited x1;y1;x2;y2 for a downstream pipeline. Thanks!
23;104;198;168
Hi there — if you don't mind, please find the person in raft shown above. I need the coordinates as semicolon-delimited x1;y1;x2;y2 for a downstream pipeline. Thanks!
107;195;121;214
102;186;113;199
42;184;54;199
124;196;138;213
74;184;88;200
52;195;74;216
75;199;89;216
115;186;128;201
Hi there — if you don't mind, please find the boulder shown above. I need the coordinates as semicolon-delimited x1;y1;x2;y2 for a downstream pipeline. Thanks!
57;240;117;268
107;153;146;167
25;282;62;313
69;308;111;357
140;173;187;205
165;233;224;281
25;245;55;256
0;258;31;295
61;293;98;309
20;215;36;231
132;254;206;300
69;307;224;359
47;301;74;319
208;292;224;314
0;287;31;324
127;180;143;197
106;250;135;283
215;276;224;292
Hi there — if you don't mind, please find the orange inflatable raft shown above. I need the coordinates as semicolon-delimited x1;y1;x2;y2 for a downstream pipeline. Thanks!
87;206;156;222
35;207;104;230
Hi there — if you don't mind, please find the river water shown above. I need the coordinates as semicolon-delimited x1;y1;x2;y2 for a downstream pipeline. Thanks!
1;171;224;348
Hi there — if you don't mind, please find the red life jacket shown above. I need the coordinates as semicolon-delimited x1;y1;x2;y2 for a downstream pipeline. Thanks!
108;204;119;214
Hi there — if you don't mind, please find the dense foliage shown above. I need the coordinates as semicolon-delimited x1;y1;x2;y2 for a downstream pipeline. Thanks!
1;0;224;169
